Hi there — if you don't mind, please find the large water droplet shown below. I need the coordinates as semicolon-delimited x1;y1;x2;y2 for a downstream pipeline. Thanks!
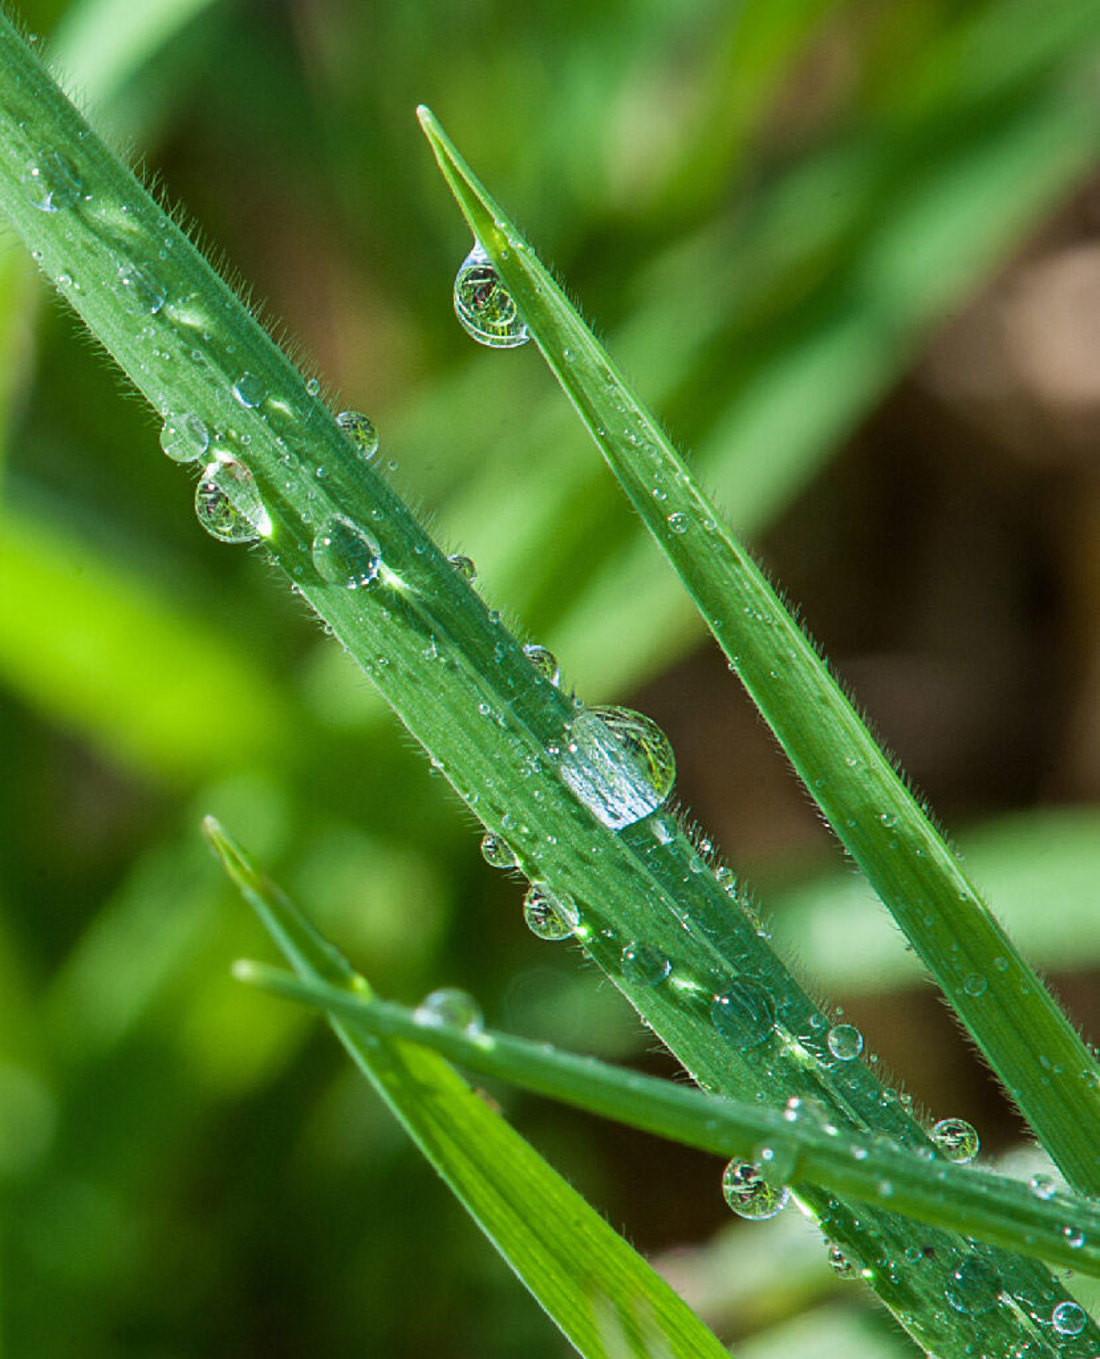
721;1161;790;1220
115;261;166;316
480;833;516;870
22;151;81;212
1051;1302;1087;1335
558;706;675;831
931;1118;979;1164
827;1024;863;1061
159;412;209;464
311;515;381;588
195;458;271;542
523;644;560;685
232;372;267;408
336;410;380;459
453;243;529;348
944;1257;1001;1315
522;884;578;941
711;977;776;1048
620;941;671;988
414;987;484;1036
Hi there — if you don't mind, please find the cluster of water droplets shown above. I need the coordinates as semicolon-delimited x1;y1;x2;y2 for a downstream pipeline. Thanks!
453;242;530;349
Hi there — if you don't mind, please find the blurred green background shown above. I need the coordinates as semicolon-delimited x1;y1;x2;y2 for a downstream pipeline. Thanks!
1;0;1099;1354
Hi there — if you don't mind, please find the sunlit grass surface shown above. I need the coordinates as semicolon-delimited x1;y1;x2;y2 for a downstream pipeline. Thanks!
1;1;1098;1355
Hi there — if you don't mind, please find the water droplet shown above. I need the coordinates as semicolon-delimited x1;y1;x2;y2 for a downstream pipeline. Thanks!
305;376;321;396
522;884;578;941
558;706;675;831
413;987;484;1035
667;512;689;535
22;150;81;212
963;973;987;997
523;644;560;685
827;1024;863;1061
721;1161;790;1220
1051;1302;1086;1336
336;410;379;459
232;372;267;408
480;833;516;870
620;941;671;987
1029;1173;1057;1200
448;553;477;582
711;978;776;1048
311;515;381;588
944;1257;1002;1315
195;458;271;542
1063;1226;1085;1249
159;412;209;463
931;1118;979;1164
827;1245;855;1278
453;243;529;348
115;261;166;315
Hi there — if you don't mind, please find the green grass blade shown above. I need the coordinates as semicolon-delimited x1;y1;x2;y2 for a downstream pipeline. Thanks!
417;107;1100;1196
237;959;1100;1280
205;820;733;1359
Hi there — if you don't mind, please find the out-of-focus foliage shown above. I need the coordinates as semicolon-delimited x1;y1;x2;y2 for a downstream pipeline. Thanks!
0;1;1097;1355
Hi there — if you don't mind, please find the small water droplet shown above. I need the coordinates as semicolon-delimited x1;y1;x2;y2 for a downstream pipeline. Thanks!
115;261;166;316
1051;1302;1086;1336
827;1245;855;1278
232;372;267;408
620;941;671;987
721;1161;789;1220
22;151;81;212
944;1257;1001;1315
336;410;379;459
827;1024;864;1061
305;376;321;396
159;412;209;463
195;458;271;542
413;987;484;1035
558;706;675;831
711;978;776;1047
963;973;987;997
448;553;477;582
1063;1226;1085;1249
523;644;560;685
667;512;689;535
931;1118;979;1164
522;884;578;941
453;243;529;348
480;833;516;869
311;515;381;588
1029;1173;1058;1200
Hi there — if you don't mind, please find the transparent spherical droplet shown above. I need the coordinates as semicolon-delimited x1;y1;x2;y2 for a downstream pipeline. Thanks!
522;884;578;941
1051;1302;1086;1336
1028;1173;1057;1200
827;1245;855;1278
305;376;321;396
558;706;675;831
667;512;689;535
448;553;477;582
721;1160;790;1220
620;941;671;988
195;458;271;542
453;243;529;348
159;412;209;464
480;833;516;870
711;977;776;1048
413;987;484;1036
1063;1226;1085;1249
232;372;267;408
931;1118;979;1164
311;515;381;588
827;1024;863;1061
115;261;166;316
963;973;987;997
523;644;560;685
22;150;81;212
944;1257;1001;1315
336;410;379;459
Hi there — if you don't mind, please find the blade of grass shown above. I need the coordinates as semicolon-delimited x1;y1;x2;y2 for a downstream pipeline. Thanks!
417;106;1100;1196
205;818;734;1359
236;958;1100;1280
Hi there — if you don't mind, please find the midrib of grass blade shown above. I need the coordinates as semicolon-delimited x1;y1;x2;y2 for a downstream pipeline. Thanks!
0;28;1091;1357
204;820;732;1359
417;107;1100;1197
237;960;1100;1281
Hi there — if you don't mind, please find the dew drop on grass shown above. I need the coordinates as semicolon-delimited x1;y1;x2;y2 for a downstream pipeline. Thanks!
453;243;529;348
195;458;271;542
1051;1302;1086;1336
667;512;689;535
558;706;675;830
311;516;381;588
480;833;516;870
414;987;484;1036
1029;1173;1057;1200
22;150;81;211
944;1258;1002;1316
336;410;380;459
232;372;267;408
115;261;166;315
827;1024;863;1061
448;553;477;582
159;413;209;463
721;1161;790;1220
1063;1226;1085;1249
523;885;579;941
827;1245;855;1278
711;977;776;1048
931;1117;979;1164
620;941;671;987
523;644;560;685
